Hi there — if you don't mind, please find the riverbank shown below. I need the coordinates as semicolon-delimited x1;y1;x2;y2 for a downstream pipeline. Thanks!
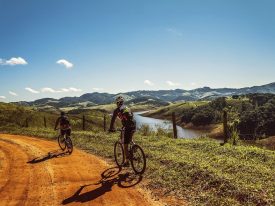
134;112;203;138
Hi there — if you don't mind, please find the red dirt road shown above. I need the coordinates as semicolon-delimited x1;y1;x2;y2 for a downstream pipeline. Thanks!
0;134;161;206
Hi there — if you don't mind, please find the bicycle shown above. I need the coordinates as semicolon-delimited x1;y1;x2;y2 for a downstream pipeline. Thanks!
114;128;146;174
57;128;73;154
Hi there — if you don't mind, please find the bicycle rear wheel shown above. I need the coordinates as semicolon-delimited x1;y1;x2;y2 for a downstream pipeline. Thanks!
130;144;146;174
66;137;73;154
58;135;66;151
114;141;125;167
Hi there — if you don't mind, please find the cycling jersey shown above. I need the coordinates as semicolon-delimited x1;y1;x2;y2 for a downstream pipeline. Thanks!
109;105;136;130
55;115;71;130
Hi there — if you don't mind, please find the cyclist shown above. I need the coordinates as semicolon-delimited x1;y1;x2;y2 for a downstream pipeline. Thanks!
54;111;71;138
109;96;136;167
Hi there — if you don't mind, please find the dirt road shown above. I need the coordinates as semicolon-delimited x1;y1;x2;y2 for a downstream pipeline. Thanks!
0;134;161;206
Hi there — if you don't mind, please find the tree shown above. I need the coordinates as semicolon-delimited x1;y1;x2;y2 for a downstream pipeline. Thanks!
191;108;215;126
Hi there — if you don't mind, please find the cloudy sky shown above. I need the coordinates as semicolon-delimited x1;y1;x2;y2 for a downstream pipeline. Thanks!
0;0;275;102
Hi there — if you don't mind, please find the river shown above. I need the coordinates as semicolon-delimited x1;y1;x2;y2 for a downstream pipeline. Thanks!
134;112;203;138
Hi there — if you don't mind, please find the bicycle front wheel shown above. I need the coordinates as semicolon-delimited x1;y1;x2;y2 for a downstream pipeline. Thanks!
130;144;146;174
58;135;66;151
66;137;73;154
114;141;124;167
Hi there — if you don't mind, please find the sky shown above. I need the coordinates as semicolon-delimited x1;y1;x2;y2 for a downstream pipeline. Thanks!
0;0;275;102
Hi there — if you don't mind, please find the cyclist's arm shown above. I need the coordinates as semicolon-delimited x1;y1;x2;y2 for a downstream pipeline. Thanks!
109;108;119;131
54;117;60;130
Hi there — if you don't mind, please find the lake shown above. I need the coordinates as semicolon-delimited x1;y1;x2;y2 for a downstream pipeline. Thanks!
134;112;203;138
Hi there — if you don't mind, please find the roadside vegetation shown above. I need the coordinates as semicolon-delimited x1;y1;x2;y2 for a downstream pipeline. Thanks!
1;101;275;205
0;102;109;131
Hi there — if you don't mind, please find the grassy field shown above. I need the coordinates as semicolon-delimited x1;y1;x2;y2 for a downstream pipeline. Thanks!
0;102;109;131
144;101;209;124
1;126;274;206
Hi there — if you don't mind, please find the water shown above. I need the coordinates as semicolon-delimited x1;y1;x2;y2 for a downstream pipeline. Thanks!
134;112;203;138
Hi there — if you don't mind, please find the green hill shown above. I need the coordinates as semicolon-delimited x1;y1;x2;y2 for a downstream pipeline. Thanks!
0;102;108;131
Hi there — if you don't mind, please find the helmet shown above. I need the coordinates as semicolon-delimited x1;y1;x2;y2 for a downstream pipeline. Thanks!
60;111;65;116
115;96;124;106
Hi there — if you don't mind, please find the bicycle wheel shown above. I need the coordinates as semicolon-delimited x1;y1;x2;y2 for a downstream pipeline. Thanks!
130;144;146;174
58;135;66;151
66;137;73;154
114;141;124;167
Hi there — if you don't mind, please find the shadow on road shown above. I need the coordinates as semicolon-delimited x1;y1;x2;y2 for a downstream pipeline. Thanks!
27;149;69;164
62;166;143;204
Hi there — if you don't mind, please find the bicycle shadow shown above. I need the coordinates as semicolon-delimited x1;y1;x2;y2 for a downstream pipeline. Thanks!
27;149;69;164
62;167;143;204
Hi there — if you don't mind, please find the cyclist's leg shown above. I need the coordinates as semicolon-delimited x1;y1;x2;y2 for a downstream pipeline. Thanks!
61;129;66;141
123;127;134;164
66;128;71;138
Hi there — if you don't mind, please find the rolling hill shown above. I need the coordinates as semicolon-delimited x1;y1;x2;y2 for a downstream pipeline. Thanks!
14;82;275;110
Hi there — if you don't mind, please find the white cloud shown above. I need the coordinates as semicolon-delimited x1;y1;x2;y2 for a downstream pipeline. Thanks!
191;82;197;86
41;87;60;93
41;87;82;93
61;88;70;92
166;28;183;37
25;87;40;94
92;88;104;91
0;57;28;66
56;59;73;69
0;96;6;99
68;87;82;92
9;91;18;96
144;80;154;86
166;81;181;86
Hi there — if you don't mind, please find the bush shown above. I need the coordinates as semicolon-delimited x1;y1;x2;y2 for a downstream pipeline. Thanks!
181;108;195;123
210;97;227;111
191;108;215;126
138;124;152;136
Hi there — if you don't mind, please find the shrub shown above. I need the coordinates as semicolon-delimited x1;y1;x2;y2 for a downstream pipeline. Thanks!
138;124;152;136
191;108;215;126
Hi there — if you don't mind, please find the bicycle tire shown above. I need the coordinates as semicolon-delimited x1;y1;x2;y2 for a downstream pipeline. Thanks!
66;137;73;154
130;144;146;174
114;141;124;167
58;135;66;151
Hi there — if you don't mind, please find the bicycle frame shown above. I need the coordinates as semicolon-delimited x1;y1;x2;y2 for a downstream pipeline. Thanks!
118;128;135;144
114;128;146;174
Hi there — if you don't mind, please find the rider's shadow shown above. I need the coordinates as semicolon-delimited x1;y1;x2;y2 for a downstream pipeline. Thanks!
62;167;143;204
27;149;68;164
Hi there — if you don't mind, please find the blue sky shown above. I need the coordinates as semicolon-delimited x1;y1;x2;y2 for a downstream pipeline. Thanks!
0;0;275;102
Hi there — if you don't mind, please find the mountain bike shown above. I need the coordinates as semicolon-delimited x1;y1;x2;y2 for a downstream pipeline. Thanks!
114;128;146;174
57;128;73;154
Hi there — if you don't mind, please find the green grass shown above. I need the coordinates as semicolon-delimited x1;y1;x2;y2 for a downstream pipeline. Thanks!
1;126;274;206
144;101;209;123
0;102;109;131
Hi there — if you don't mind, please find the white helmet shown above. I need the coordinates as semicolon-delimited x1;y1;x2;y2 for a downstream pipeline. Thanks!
115;96;124;105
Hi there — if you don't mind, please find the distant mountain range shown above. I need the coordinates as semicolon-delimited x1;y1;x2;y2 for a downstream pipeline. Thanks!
16;82;275;109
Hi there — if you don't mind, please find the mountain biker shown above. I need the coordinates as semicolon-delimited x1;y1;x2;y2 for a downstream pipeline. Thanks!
109;96;136;167
54;111;71;138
